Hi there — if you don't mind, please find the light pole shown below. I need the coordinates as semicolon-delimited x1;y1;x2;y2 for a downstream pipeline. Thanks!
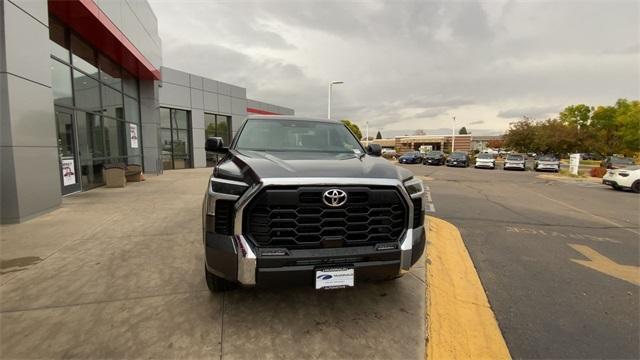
451;115;456;152
327;81;344;119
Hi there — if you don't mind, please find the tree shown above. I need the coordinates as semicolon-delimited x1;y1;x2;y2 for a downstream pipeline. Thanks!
502;118;537;153
376;131;383;139
559;104;592;127
340;119;362;140
414;129;426;135
458;126;468;135
487;139;504;149
614;99;640;155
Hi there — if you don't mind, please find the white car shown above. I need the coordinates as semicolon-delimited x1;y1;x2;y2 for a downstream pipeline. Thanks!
504;154;526;171
474;153;496;169
602;166;640;193
534;154;560;172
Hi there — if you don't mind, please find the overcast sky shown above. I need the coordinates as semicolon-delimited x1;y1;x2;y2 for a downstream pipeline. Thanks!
148;0;639;136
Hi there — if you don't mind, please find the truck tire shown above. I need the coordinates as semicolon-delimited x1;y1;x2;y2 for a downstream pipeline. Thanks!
632;180;640;194
205;265;236;293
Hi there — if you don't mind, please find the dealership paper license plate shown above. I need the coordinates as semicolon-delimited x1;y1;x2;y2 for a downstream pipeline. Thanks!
315;268;354;289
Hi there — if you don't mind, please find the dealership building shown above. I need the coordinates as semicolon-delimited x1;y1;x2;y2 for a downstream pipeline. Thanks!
1;0;293;223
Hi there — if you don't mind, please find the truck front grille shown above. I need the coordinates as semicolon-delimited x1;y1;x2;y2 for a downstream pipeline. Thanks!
244;186;407;248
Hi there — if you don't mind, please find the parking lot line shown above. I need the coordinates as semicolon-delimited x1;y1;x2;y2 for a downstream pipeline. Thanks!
426;216;511;360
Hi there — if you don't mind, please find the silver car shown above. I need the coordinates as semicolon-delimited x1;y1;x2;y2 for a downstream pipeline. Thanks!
474;153;496;169
534;154;560;172
504;154;526;171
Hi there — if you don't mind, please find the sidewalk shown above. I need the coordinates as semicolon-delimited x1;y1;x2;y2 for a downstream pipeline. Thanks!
0;168;425;359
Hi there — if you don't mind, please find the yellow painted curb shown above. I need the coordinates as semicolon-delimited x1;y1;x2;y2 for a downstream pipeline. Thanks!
425;216;511;360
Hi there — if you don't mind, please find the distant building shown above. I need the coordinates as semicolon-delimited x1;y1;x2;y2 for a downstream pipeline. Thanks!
366;134;503;153
366;135;472;153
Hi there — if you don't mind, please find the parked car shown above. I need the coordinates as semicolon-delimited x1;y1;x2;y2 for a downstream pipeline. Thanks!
423;150;446;166
534;154;560;172
474;153;496;169
504;154;526;171
201;115;425;292
381;148;397;157
398;151;423;164
600;156;636;169
446;152;470;167
602;166;640;193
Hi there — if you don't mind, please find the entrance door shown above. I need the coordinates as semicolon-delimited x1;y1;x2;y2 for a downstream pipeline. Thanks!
55;108;81;195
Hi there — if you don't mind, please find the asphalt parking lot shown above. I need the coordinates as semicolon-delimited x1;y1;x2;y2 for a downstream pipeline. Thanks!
400;162;640;359
0;168;425;359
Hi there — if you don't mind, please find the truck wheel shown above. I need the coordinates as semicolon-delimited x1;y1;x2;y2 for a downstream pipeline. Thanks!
632;181;640;194
205;265;236;293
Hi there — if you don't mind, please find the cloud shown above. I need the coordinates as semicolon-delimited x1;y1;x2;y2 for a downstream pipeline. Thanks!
497;105;562;119
149;0;640;133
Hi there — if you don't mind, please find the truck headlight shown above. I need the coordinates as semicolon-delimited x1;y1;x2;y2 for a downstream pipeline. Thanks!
211;178;248;196
206;177;248;216
403;177;424;198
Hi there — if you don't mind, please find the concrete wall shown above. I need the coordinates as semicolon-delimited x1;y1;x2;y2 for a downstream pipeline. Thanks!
1;0;60;223
158;66;294;168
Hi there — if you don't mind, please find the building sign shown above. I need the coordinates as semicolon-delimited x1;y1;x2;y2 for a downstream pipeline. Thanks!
61;158;76;186
569;153;580;175
130;124;139;148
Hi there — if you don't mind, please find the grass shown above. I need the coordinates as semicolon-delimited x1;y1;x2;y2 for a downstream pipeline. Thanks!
558;169;588;178
559;159;601;165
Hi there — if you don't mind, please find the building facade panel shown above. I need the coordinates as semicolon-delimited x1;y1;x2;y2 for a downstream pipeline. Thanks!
3;74;58;147
203;91;219;112
190;88;204;110
4;1;52;86
158;82;191;108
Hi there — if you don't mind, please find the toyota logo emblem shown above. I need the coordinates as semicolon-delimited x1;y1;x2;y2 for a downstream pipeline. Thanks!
322;189;348;207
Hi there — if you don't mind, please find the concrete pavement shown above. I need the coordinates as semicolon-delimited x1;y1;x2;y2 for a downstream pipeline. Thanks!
1;168;425;359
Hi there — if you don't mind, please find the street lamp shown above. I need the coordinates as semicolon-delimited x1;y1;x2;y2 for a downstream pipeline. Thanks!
451;115;456;152
327;81;344;119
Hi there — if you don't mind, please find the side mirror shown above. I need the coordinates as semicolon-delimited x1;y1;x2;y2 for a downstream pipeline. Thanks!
366;143;382;156
205;137;228;153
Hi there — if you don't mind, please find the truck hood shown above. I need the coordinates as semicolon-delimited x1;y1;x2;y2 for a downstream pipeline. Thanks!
216;150;412;183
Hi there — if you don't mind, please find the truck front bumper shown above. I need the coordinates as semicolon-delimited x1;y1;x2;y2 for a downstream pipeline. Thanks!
205;225;426;287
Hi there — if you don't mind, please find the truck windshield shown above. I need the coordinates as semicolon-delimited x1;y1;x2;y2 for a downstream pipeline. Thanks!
235;119;364;153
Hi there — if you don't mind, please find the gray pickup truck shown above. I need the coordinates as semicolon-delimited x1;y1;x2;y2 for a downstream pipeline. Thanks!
202;115;426;291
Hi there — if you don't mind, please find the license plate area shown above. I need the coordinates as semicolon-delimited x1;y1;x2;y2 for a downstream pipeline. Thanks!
315;267;354;290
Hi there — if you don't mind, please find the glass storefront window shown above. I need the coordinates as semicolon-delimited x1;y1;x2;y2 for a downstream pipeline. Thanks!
161;108;192;170
101;85;124;119
49;17;69;62
76;111;104;160
50;59;73;107
103;118;126;158
124;97;139;123
73;70;101;112
99;54;122;91
50;18;144;191
173;109;189;129
160;108;171;128
216;115;230;144
70;34;98;77
204;113;232;167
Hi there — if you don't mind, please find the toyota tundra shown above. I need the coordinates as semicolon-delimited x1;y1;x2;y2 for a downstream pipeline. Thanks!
202;115;426;292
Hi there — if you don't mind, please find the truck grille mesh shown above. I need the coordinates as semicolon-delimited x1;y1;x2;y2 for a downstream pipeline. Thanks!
244;186;407;248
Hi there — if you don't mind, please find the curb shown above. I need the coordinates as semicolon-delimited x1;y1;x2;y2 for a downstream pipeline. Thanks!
425;216;511;360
